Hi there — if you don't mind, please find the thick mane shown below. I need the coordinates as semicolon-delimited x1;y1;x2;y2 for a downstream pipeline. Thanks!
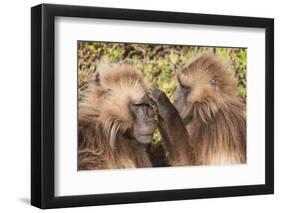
97;63;145;91
182;53;238;96
79;63;146;146
78;63;151;170
188;101;246;165
181;53;246;165
180;53;243;123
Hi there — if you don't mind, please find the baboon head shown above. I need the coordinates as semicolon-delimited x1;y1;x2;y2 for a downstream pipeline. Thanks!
80;63;156;146
173;53;240;123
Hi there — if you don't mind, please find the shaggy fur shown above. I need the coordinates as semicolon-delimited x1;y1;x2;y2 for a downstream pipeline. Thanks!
78;63;152;170
176;53;246;165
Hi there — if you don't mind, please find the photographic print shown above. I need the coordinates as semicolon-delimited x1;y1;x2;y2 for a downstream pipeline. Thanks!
78;42;247;170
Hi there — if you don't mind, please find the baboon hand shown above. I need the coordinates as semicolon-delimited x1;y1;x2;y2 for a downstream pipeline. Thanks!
148;88;173;120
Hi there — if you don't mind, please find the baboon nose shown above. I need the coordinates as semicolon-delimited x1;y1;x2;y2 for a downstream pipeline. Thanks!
139;125;154;135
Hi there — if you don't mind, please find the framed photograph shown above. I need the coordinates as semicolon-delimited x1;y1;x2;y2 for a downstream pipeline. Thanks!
31;3;274;209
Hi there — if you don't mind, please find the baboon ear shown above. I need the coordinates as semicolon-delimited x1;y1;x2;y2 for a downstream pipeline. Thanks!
94;72;111;94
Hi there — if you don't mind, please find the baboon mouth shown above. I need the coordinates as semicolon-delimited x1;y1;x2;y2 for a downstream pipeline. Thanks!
137;135;153;144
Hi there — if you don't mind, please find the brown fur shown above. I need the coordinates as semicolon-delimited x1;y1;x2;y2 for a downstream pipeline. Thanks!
78;63;152;170
176;53;246;165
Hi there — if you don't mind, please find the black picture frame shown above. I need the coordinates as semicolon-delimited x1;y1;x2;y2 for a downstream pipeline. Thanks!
31;3;274;209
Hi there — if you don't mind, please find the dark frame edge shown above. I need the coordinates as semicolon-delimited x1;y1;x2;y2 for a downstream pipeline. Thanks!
31;4;43;208
40;3;271;28
45;184;272;209
31;4;56;209
265;18;274;194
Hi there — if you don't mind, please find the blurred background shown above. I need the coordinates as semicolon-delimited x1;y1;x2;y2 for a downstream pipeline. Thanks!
78;42;247;100
78;42;247;143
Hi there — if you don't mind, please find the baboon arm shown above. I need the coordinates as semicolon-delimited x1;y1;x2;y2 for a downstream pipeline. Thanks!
150;89;193;166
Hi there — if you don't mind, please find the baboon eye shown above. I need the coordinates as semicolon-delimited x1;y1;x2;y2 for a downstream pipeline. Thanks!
133;103;143;107
132;103;151;115
210;79;217;86
106;88;112;94
132;103;145;110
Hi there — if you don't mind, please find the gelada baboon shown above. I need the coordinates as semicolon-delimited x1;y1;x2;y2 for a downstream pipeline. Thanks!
151;53;246;166
78;63;157;170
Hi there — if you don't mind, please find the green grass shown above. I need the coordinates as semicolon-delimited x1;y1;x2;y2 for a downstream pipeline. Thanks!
78;42;247;101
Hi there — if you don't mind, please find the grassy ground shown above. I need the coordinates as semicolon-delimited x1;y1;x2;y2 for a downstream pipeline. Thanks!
78;42;247;143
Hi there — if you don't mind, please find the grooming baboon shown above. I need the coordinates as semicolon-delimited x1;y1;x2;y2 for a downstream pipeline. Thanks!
175;53;246;165
151;53;246;166
78;63;157;170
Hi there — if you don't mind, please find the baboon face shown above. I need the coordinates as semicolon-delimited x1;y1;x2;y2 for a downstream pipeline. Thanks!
174;71;216;118
173;54;238;122
128;94;156;144
93;64;157;145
